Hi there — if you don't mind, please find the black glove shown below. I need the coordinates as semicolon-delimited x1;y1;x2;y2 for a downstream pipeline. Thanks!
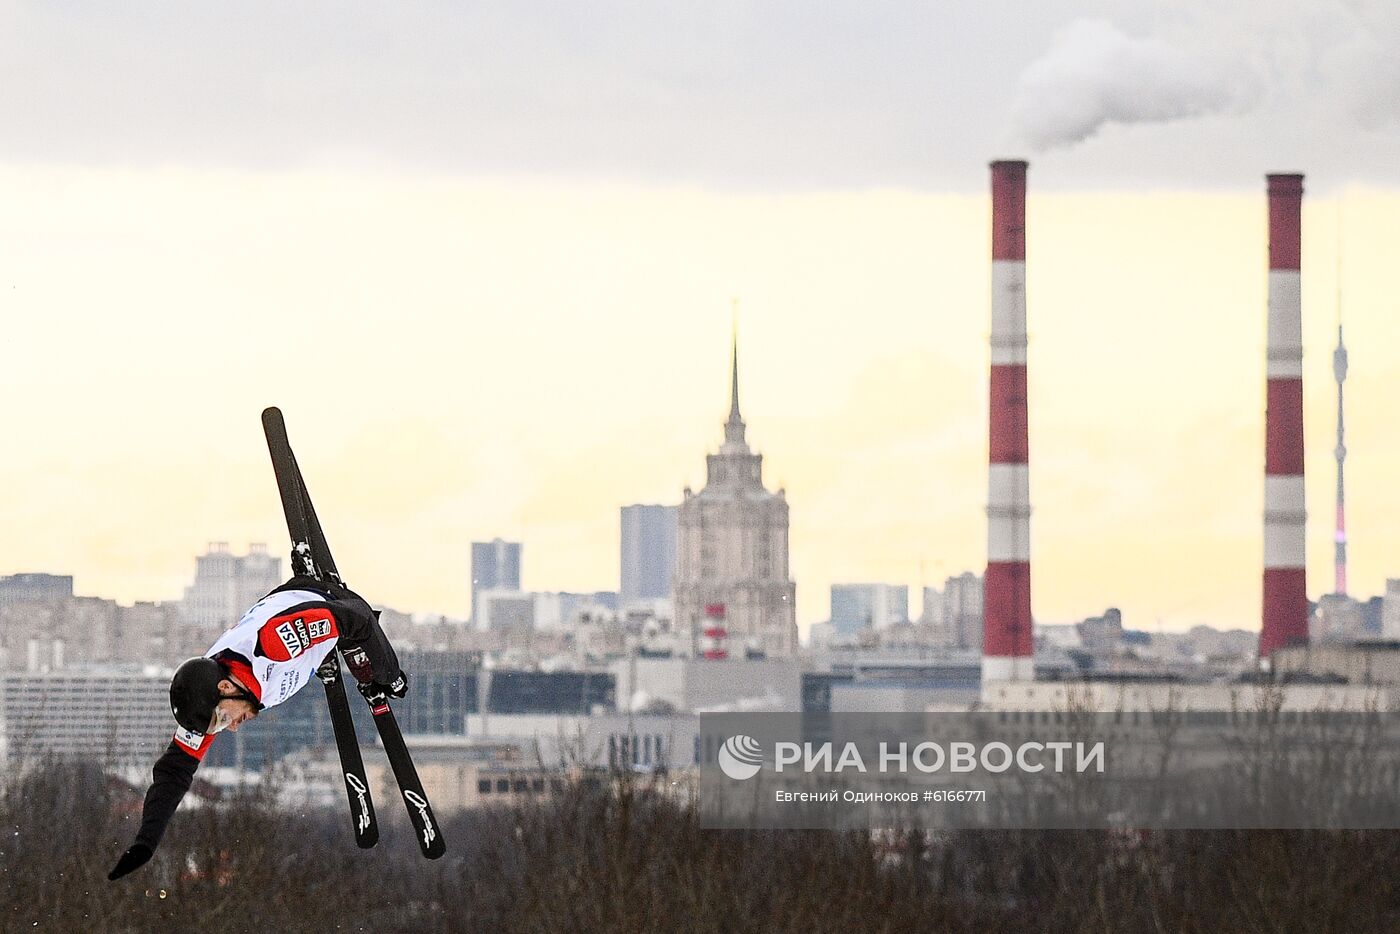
357;673;408;705
288;544;317;578
108;843;153;881
343;645;374;685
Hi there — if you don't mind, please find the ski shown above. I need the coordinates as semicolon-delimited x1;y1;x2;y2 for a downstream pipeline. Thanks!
261;406;446;860
262;407;379;849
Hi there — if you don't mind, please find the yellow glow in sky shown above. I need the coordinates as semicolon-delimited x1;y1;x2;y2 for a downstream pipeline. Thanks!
2;166;1397;632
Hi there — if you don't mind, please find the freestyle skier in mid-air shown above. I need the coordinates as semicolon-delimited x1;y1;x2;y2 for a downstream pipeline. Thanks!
107;573;407;880
108;406;443;874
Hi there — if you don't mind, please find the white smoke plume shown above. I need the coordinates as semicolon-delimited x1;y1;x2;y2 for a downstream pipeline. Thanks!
1321;2;1400;130
1010;19;1258;151
1012;4;1400;153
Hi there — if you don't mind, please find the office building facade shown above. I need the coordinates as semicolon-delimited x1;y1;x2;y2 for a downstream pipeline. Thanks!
620;505;677;609
471;539;522;624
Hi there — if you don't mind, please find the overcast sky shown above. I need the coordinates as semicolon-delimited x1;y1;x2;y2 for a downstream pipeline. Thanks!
4;2;1399;629
4;0;1399;191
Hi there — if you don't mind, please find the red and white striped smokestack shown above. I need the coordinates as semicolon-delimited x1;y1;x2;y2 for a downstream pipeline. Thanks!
984;160;1034;682
1260;173;1307;659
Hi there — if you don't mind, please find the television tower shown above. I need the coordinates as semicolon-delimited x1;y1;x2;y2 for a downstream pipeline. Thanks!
1333;323;1348;596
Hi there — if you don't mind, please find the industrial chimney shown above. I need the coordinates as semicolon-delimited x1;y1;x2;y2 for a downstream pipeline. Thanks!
984;160;1034;682
1260;173;1308;659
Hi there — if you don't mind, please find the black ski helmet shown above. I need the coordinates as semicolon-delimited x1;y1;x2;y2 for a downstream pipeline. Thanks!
170;657;225;735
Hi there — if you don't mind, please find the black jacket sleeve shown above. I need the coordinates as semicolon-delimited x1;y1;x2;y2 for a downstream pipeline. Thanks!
271;576;402;684
330;594;402;686
134;742;201;850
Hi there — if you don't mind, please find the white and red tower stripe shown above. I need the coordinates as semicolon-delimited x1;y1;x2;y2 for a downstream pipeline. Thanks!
1260;173;1308;659
984;160;1034;682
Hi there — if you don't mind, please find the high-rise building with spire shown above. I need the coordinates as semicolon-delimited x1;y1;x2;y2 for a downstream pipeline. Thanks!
673;333;798;658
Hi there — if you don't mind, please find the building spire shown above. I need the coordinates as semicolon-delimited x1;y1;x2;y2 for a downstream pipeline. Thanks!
725;300;746;445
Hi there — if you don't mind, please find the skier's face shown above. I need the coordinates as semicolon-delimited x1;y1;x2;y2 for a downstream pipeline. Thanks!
210;680;258;733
